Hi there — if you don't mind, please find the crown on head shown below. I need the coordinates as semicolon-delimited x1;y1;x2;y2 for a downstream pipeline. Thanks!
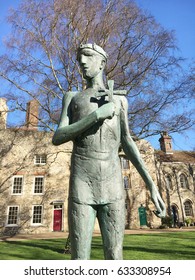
77;43;108;60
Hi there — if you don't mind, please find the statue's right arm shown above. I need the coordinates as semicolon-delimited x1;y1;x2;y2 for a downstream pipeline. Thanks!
52;92;115;145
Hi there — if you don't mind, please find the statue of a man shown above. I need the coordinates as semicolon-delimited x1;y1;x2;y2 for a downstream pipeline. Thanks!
52;43;166;260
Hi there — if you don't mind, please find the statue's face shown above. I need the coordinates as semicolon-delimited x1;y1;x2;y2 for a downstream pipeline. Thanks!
78;48;105;79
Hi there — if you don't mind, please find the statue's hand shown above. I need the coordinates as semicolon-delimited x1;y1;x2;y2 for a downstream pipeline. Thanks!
96;102;115;121
151;188;166;218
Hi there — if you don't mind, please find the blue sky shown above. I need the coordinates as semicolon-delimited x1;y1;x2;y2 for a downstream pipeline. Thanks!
134;0;195;150
0;0;195;150
135;0;195;61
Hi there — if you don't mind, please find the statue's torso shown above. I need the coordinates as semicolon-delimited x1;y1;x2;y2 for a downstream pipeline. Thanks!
71;89;121;155
69;89;124;204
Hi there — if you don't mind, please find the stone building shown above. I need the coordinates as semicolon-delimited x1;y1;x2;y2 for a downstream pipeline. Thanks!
155;132;195;227
0;98;194;235
0;99;72;235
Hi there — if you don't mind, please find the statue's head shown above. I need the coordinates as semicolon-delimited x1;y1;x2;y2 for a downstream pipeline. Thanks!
77;43;108;79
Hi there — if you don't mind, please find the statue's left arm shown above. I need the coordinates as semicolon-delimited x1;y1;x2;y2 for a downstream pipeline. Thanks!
120;96;166;218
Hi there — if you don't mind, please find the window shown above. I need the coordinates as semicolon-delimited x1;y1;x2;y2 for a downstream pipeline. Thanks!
54;204;62;209
32;205;43;224
193;175;195;192
125;199;130;210
123;176;130;189
34;154;47;165
12;176;23;194
120;157;129;169
7;206;19;225
184;200;193;217
34;176;44;194
165;175;172;190
180;174;189;188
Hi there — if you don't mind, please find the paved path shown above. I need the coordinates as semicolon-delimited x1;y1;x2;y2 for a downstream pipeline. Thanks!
1;227;195;241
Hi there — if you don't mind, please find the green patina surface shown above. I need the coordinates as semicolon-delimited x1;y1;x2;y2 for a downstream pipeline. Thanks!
52;43;166;259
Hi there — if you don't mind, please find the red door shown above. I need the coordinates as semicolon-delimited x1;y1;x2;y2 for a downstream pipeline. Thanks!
53;209;62;231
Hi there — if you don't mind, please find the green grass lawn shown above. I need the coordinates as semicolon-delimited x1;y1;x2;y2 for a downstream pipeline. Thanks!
0;231;195;260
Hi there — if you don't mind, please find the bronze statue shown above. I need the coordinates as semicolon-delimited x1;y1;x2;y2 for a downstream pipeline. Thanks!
52;43;166;260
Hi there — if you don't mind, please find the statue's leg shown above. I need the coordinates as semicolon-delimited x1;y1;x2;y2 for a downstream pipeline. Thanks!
68;199;97;260
97;199;125;260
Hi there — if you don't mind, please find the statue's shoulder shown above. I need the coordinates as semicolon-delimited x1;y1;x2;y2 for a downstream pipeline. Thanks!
62;91;78;105
64;90;78;98
113;90;127;102
116;94;128;111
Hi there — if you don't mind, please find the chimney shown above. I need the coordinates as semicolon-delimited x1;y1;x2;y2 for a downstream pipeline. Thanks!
0;98;8;129
25;99;39;130
159;131;173;154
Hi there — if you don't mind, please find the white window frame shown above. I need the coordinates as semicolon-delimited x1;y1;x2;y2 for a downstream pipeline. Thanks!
54;204;63;210
120;156;130;170
179;173;189;189
7;205;19;226
32;205;43;225
34;154;47;165
123;176;130;189
12;176;23;195
33;176;44;194
165;175;172;190
184;201;193;217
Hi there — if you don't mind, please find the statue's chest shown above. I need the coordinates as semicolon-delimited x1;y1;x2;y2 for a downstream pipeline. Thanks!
71;93;107;122
70;92;122;149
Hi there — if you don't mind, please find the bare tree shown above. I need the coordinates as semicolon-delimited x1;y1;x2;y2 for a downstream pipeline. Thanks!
0;0;194;137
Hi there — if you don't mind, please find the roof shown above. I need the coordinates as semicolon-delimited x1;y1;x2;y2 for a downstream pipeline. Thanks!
155;150;195;163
